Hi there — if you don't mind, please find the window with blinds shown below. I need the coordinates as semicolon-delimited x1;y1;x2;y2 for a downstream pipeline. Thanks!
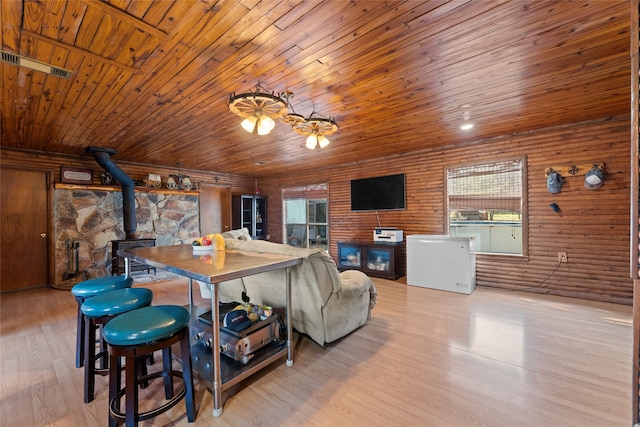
446;157;526;255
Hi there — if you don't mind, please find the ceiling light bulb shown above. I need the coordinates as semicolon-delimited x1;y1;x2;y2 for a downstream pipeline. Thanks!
318;135;330;148
241;116;258;133
305;134;318;149
459;123;474;130
257;116;275;135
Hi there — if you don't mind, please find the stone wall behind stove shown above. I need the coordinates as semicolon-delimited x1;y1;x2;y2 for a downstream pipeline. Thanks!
54;188;200;284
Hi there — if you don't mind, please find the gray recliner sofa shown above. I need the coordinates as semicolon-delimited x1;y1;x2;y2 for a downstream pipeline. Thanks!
197;229;377;346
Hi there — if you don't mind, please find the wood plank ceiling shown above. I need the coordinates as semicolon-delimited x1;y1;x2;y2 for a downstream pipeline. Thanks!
0;0;632;177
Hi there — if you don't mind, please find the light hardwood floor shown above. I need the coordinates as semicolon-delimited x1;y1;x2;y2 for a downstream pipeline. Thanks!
0;277;632;427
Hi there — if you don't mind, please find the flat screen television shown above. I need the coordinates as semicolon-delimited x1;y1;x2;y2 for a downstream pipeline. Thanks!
350;173;406;211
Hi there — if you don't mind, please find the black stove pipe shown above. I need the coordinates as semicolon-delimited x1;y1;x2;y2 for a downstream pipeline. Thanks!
86;146;138;239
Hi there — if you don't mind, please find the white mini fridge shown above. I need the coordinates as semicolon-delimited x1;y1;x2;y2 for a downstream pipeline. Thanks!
406;235;476;294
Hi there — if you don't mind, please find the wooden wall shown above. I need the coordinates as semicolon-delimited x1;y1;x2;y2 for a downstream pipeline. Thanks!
260;116;633;304
0;148;255;192
0;147;256;286
0;115;632;303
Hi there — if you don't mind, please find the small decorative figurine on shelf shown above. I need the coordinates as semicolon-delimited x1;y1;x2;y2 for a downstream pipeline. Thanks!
144;173;162;188
100;171;113;185
166;162;193;190
166;175;179;190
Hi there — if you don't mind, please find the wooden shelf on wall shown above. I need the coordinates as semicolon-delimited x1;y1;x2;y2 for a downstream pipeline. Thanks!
54;182;200;196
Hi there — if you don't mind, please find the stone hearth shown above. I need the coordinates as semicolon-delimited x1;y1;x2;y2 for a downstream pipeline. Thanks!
54;188;199;286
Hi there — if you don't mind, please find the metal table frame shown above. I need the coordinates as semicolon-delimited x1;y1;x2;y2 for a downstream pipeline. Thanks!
117;244;302;417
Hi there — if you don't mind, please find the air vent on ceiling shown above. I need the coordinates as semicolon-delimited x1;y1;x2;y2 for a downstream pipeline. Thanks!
1;50;19;64
0;49;72;79
50;67;72;78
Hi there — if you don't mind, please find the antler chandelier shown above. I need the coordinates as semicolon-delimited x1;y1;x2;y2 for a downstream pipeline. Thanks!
228;84;338;148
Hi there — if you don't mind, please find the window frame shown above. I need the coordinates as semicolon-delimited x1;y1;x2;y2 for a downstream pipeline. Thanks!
282;184;329;250
444;156;528;257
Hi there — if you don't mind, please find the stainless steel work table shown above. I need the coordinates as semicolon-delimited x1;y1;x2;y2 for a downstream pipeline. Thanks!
117;244;303;417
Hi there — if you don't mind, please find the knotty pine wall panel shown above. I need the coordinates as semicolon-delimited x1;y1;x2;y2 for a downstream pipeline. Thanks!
1;116;631;303
0;147;255;191
260;116;632;304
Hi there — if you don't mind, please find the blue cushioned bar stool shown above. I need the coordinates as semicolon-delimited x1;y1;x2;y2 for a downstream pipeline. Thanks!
103;305;196;427
71;276;133;368
80;287;153;403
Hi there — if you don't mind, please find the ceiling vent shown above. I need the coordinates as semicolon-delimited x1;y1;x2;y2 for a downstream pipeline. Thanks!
0;50;72;79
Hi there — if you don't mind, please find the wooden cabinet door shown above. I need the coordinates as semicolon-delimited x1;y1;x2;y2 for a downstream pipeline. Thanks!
199;185;231;234
1;168;49;291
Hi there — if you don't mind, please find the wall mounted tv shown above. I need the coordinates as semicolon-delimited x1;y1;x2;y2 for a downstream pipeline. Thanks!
350;173;406;211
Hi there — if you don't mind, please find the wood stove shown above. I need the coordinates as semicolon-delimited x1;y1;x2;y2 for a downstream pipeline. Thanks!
111;239;156;276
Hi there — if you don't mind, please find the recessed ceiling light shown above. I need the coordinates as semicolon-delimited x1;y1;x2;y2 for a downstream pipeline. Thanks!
459;123;474;130
254;161;267;165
